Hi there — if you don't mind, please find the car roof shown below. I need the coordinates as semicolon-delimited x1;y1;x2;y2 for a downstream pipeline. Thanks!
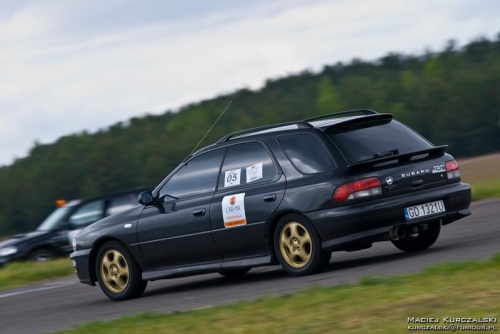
229;116;362;138
308;116;366;129
189;110;391;159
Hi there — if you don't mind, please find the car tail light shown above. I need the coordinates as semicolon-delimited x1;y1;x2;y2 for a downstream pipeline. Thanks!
445;160;460;180
333;177;382;203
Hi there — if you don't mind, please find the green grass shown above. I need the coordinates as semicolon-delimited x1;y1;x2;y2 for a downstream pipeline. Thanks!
56;254;500;334
0;258;74;290
470;178;500;201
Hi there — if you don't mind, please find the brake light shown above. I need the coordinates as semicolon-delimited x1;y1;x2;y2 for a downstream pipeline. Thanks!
445;160;460;180
333;177;382;203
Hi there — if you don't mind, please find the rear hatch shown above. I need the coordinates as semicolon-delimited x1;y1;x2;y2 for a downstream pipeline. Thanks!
326;116;450;197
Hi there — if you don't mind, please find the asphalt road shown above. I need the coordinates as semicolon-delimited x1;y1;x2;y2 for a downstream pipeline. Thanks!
1;199;499;334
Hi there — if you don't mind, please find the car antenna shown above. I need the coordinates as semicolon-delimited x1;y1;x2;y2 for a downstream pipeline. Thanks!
189;100;232;156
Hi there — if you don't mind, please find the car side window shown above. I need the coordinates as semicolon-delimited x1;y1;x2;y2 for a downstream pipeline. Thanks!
278;133;336;174
68;200;105;228
107;195;136;216
158;149;224;201
218;141;277;189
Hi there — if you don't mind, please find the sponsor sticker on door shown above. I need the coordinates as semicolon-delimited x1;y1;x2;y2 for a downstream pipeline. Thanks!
246;162;263;183
222;193;247;228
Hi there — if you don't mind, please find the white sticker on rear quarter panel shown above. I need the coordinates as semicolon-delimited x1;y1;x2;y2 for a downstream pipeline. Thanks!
222;193;246;228
224;169;241;187
246;162;263;183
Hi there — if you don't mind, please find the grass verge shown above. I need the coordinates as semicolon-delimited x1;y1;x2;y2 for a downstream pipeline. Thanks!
459;152;500;201
470;179;500;201
57;254;500;334
0;258;74;290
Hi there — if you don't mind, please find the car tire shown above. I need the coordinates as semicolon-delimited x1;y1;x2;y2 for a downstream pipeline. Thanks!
95;241;147;301
391;221;441;252
219;268;251;278
28;248;55;262
273;214;330;276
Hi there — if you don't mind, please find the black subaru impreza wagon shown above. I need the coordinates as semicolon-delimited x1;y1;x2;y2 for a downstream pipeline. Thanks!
71;110;471;300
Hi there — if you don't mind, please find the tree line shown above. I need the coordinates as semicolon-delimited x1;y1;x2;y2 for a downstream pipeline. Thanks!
0;34;499;235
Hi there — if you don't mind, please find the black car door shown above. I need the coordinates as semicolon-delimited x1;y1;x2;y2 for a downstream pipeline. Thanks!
137;148;224;272
210;141;285;261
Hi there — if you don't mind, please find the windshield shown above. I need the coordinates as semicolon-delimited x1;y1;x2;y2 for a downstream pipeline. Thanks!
37;206;71;231
327;120;433;165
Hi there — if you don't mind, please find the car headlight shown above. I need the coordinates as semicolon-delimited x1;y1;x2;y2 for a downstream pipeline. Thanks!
72;238;77;252
0;247;18;257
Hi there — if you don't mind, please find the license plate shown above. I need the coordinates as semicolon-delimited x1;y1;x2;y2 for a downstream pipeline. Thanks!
404;200;445;221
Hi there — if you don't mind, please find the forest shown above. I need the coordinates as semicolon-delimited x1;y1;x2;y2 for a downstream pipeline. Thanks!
0;34;499;235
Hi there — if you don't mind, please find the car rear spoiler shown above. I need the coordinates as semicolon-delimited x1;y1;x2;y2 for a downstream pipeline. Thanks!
347;145;448;169
322;114;393;132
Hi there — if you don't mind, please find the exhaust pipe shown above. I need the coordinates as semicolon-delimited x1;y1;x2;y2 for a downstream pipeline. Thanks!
390;226;406;241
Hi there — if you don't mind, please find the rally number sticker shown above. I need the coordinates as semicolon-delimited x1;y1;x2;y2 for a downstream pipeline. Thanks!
224;169;241;187
222;193;246;228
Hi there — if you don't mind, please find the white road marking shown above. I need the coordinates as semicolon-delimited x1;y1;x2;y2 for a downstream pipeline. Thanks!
191;305;213;311
43;279;75;286
0;284;66;299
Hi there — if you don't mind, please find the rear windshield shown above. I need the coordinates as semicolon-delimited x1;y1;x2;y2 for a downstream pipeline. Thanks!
327;121;432;165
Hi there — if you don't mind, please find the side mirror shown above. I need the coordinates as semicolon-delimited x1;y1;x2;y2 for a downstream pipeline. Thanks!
138;191;154;206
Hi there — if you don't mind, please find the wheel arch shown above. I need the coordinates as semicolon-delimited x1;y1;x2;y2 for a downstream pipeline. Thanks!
265;209;318;261
25;244;59;260
88;237;132;284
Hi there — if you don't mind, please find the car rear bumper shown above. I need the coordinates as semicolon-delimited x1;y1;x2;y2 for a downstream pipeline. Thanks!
305;182;471;252
70;249;94;286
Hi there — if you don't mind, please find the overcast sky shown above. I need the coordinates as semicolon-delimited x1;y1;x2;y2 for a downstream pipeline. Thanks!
1;0;499;166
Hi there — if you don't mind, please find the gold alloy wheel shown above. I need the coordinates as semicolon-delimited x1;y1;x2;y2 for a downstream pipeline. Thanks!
279;221;312;268
100;249;130;294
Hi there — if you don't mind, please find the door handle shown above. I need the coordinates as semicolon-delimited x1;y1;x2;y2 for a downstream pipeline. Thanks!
263;194;277;202
193;208;206;216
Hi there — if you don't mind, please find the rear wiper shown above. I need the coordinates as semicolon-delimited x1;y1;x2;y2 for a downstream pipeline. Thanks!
358;148;399;163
